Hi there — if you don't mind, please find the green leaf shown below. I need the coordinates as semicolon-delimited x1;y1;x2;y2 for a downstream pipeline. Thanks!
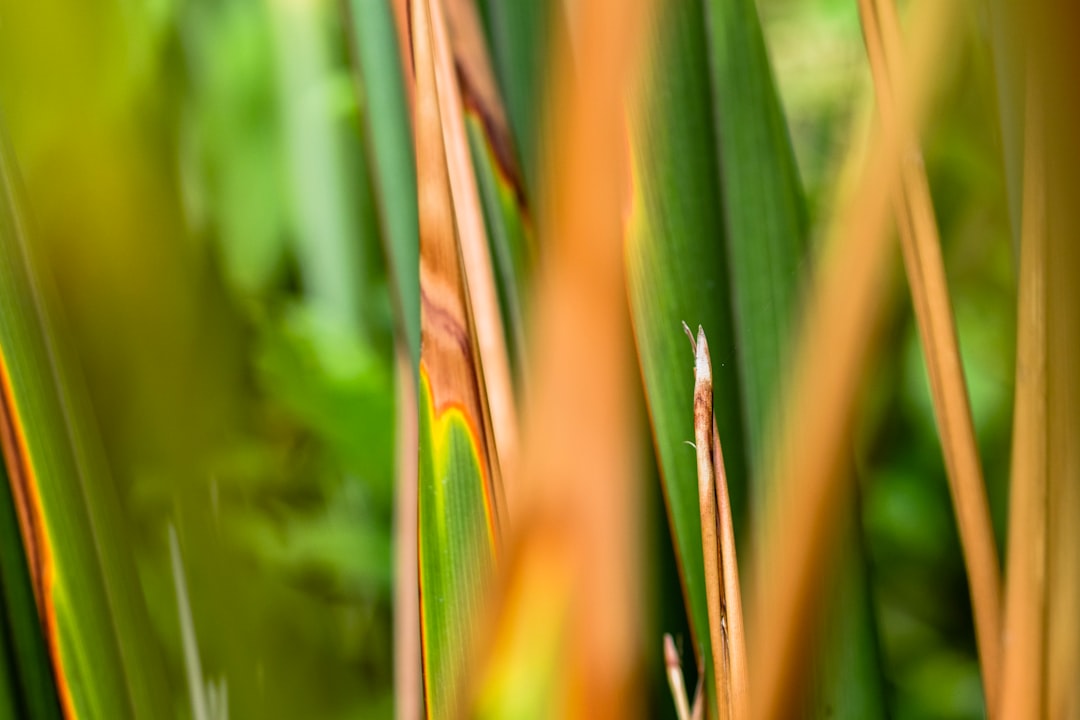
701;0;885;714
0;457;61;720
702;0;808;500
270;0;369;340
466;116;532;375
0;128;172;718
345;0;421;365
473;0;562;199
626;0;749;709
417;369;497;716
630;0;886;715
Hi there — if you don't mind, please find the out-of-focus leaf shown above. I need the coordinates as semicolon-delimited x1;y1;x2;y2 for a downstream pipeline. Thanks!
255;305;395;506
629;0;885;715
466;113;531;377
345;0;421;365
473;0;561;198
270;0;368;339
702;0;808;496
0;458;61;719
626;0;747;709
704;0;888;715
0;130;172;718
986;0;1024;253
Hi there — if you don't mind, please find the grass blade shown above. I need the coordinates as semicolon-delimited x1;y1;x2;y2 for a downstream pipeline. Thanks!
664;633;694;720
0;449;60;719
471;0;561;197
427;0;519;482
444;0;533;409
999;71;1047;720
702;0;807;507
690;326;727;718
411;0;507;712
699;0;886;714
344;0;421;364
747;3;958;717
393;345;423;720
712;415;747;720
858;0;1002;704
1039;4;1080;709
0;125;171;718
626;0;748;705
475;0;652;711
689;326;749;719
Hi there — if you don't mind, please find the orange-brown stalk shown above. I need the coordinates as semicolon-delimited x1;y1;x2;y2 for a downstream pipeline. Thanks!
713;420;748;720
1029;4;1080;713
426;0;519;488
999;73;1047;720
392;344;422;720
749;2;958;718
411;0;505;532
664;634;693;720
690;324;728;719
476;0;654;714
858;0;1002;705
688;324;748;720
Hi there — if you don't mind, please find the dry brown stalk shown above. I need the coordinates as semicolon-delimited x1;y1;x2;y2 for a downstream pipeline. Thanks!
411;0;505;529
689;324;727;719
749;2;958;718
473;0;654;713
858;0;1002;705
392;345;422;720
999;72;1048;720
687;323;749;720
713;423;748;720
427;0;519;489
664;634;694;720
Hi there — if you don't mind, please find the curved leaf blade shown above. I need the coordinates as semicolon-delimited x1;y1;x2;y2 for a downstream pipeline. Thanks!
0;128;171;718
626;0;748;708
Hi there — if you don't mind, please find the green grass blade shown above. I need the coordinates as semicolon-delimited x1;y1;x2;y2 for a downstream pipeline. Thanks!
411;0;506;712
345;0;421;365
473;0;561;198
417;369;497;716
0;458;61;720
465;109;532;377
700;0;886;711
702;0;808;499
626;0;748;709
0;128;171;718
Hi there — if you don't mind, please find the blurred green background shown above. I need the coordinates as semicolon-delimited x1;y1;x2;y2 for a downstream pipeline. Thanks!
0;0;1015;717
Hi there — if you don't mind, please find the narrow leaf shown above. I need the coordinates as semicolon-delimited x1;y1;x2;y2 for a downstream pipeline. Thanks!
472;0;564;198
0;124;171;718
0;452;60;719
345;0;421;364
475;0;651;712
858;0;1002;703
444;0;534;406
626;1;748;706
664;633;694;720
702;0;808;506
999;71;1047;720
747;3;959;718
410;0;506;712
689;326;749;720
427;0;519;481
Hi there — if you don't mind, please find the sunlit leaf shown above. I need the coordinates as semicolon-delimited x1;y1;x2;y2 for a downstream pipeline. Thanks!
626;0;747;708
0;127;171;718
